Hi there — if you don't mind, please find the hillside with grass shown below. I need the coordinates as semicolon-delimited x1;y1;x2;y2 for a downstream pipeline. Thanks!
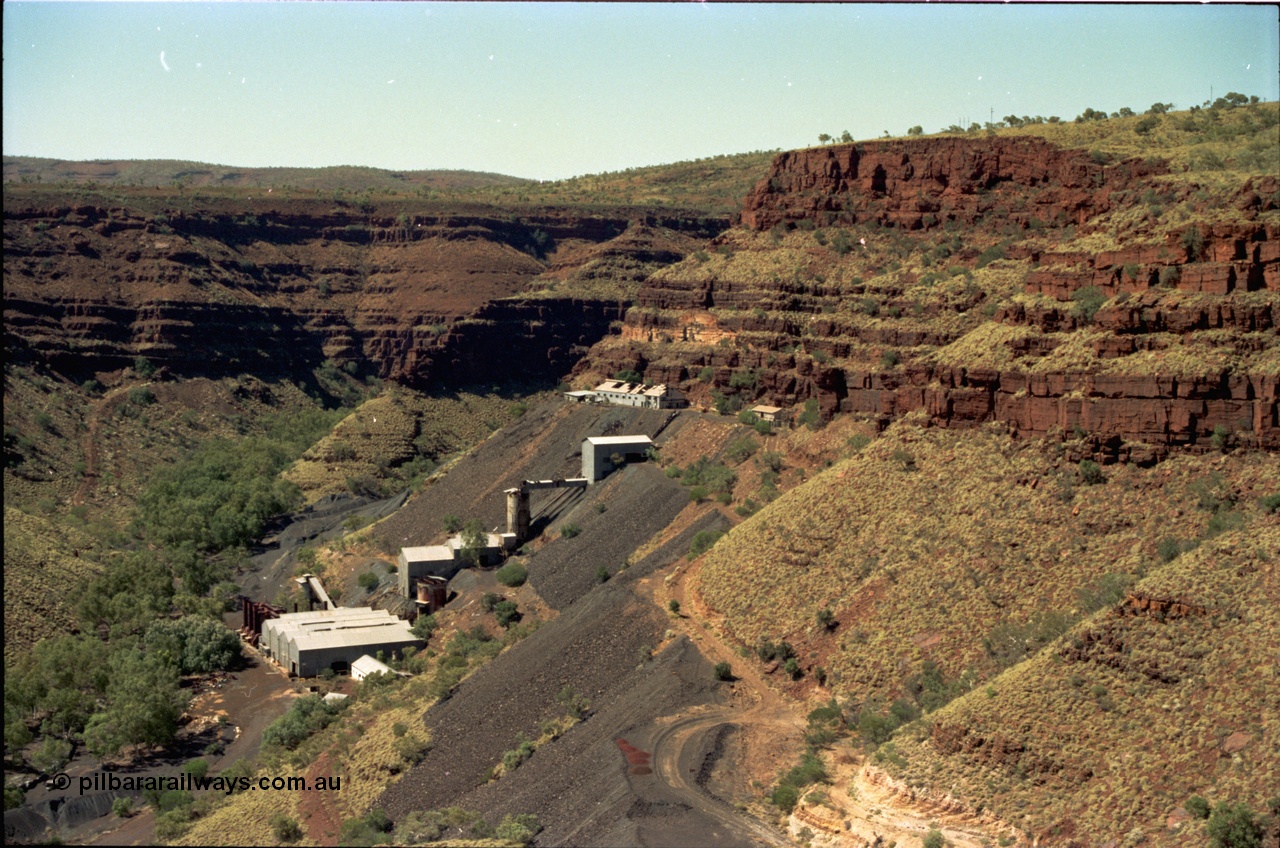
693;416;1279;844
890;523;1279;844
4;96;1277;846
2;156;531;194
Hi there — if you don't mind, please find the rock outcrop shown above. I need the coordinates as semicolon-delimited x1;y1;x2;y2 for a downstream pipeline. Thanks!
577;138;1279;455
3;192;726;388
740;136;1167;232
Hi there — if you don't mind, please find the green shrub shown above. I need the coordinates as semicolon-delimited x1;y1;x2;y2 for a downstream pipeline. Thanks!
494;814;542;846
1070;286;1107;323
713;662;734;681
411;614;437;640
1079;459;1104;485
261;695;347;752
495;561;528;587
494;600;520;629
772;752;828;811
1211;424;1230;452
339;807;393;846
557;686;591;719
443;514;462;533
771;783;800;813
154;807;194;841
559;523;581;539
796;398;822;429
726;436;759;464
924;829;946;848
358;571;380;591
688;530;725;559
1076;572;1134;614
982;611;1075;669
127;386;156;407
975;243;1006;268
182;757;209;781
271;812;303;842
1157;537;1191;563
1206;801;1264;848
728;369;759;390
145;615;242;675
1262;493;1280;514
756;640;795;663
595;566;611;583
1206;510;1244;537
1186;796;1212;819
1181;227;1207;261
891;449;917;471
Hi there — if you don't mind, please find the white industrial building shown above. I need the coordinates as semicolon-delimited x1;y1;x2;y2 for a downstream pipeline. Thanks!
259;608;420;677
582;435;655;482
563;381;688;409
396;531;510;597
351;654;397;681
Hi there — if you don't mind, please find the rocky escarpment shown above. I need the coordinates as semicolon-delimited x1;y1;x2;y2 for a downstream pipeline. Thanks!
3;191;726;388
739;136;1169;232
576;138;1279;456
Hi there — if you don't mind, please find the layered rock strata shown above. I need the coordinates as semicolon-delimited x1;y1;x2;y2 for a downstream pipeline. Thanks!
3;194;725;388
580;140;1278;456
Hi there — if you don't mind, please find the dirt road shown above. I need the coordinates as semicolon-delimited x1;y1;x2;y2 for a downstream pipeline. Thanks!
651;550;1009;848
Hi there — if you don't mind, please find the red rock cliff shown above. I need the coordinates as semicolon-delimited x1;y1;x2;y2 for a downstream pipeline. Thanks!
741;136;1167;232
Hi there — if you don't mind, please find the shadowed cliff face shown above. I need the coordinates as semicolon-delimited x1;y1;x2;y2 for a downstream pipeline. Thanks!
575;139;1279;457
2;192;727;388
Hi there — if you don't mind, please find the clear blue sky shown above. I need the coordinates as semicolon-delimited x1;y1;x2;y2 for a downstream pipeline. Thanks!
4;2;1277;181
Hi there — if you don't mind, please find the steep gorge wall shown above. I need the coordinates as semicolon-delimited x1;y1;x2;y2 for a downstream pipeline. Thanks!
583;138;1279;456
3;195;725;388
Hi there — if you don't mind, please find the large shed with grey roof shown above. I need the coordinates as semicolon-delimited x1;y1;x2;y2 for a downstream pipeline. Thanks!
259;608;421;677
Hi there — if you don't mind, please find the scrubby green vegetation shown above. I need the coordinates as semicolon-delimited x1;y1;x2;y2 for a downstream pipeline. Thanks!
699;418;1278;841
496;561;528;587
262;695;351;755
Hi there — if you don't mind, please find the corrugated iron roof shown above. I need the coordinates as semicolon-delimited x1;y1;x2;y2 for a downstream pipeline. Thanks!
285;620;418;652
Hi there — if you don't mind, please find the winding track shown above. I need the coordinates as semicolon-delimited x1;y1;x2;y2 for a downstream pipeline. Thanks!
645;710;790;847
648;540;1005;848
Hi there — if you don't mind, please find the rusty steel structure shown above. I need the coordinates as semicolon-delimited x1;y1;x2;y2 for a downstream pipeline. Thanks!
415;576;449;614
238;596;284;643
